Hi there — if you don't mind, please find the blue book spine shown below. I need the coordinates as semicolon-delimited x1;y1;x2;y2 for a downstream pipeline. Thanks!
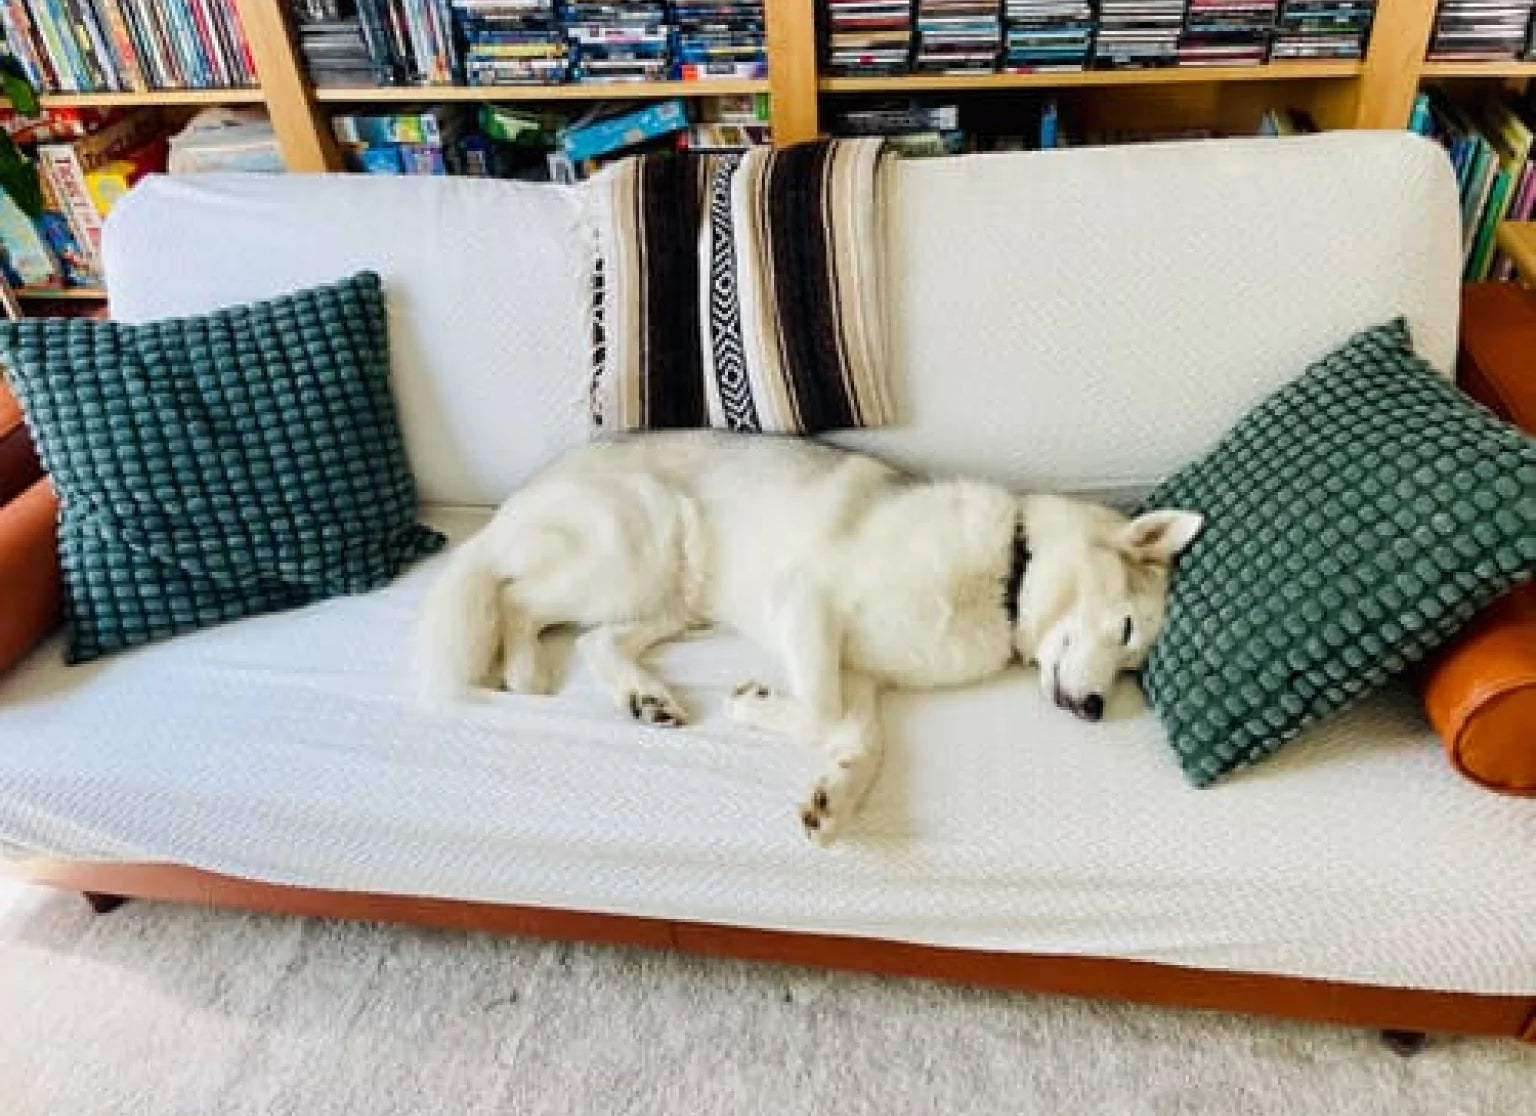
356;145;405;173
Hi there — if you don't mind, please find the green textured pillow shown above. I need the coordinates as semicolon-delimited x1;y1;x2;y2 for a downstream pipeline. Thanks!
0;272;443;663
1139;318;1536;786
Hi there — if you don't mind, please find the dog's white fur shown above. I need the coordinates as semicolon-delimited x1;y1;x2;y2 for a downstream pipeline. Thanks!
418;431;1201;844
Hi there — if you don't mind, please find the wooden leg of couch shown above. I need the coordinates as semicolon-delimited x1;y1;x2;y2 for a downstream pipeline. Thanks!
1379;1029;1429;1057
82;892;128;914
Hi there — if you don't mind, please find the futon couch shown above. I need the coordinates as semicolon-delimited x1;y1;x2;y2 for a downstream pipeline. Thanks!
2;131;1534;1042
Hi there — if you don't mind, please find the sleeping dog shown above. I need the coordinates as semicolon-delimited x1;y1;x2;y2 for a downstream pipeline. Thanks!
418;431;1201;844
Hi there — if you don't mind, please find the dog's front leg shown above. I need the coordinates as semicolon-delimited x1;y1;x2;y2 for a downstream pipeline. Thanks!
776;586;844;725
729;585;843;735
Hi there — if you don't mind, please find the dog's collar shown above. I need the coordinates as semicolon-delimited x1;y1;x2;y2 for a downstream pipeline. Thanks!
1002;516;1031;628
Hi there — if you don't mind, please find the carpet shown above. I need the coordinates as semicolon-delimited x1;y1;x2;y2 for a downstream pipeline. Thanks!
1;879;1532;1115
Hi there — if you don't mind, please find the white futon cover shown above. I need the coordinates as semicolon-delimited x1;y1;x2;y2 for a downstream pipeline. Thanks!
2;511;1534;996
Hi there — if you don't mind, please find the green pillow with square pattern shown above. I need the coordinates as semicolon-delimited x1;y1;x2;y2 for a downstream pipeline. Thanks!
0;272;443;663
1138;318;1536;786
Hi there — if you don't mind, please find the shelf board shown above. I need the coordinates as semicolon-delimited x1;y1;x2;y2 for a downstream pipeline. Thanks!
821;61;1363;93
1419;61;1536;79
13;286;107;300
314;80;769;103
14;88;264;108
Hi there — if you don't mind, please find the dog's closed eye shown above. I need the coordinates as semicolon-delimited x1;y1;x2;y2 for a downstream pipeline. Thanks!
1121;617;1134;646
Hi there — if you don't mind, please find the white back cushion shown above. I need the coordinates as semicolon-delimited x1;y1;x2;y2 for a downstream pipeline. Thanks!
104;173;594;507
833;131;1461;503
106;132;1460;508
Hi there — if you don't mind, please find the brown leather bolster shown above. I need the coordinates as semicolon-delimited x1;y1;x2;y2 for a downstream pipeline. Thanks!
1418;284;1536;795
0;478;61;676
0;374;19;433
1423;586;1536;796
0;424;42;507
0;377;42;506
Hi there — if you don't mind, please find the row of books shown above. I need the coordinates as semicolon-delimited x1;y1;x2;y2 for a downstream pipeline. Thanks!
0;108;173;290
0;0;255;92
331;93;769;179
1411;89;1536;281
824;0;1378;73
823;95;1316;149
292;0;766;87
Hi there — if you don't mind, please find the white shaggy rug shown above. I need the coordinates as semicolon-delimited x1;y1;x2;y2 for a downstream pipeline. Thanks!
1;879;1532;1116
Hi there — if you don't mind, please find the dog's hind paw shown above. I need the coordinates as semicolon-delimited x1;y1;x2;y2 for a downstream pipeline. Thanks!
799;746;880;847
627;688;686;728
799;781;843;846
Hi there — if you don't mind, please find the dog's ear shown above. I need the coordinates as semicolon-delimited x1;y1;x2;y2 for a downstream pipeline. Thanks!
1121;510;1204;563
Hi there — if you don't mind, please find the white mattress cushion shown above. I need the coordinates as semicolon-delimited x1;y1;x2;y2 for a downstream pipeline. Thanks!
2;509;1534;995
103;173;596;508
833;131;1462;502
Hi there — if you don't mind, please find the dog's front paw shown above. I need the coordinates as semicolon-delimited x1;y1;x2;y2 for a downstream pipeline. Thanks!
628;688;687;728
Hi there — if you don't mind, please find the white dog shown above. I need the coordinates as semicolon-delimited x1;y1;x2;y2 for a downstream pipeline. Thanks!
418;431;1201;844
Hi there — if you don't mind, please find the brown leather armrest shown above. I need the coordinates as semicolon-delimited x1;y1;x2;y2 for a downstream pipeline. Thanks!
1457;283;1536;430
1420;284;1536;795
0;478;61;676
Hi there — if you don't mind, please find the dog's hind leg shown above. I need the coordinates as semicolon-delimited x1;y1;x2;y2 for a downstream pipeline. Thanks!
579;615;690;726
498;588;552;695
798;672;883;847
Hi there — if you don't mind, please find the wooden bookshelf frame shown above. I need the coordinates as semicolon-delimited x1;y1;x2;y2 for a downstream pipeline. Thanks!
0;0;1533;164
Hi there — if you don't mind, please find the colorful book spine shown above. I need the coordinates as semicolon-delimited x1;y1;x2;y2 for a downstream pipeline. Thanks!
91;0;147;90
0;0;53;88
34;153;102;279
70;0;123;90
34;0;90;90
4;0;251;90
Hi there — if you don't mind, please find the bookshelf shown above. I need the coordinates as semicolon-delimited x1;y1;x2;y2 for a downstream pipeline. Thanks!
4;0;1534;167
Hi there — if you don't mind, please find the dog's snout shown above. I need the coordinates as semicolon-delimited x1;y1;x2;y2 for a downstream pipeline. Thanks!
1080;694;1104;722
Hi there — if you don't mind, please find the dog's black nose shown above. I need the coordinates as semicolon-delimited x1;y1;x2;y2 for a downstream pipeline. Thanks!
1081;694;1104;722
